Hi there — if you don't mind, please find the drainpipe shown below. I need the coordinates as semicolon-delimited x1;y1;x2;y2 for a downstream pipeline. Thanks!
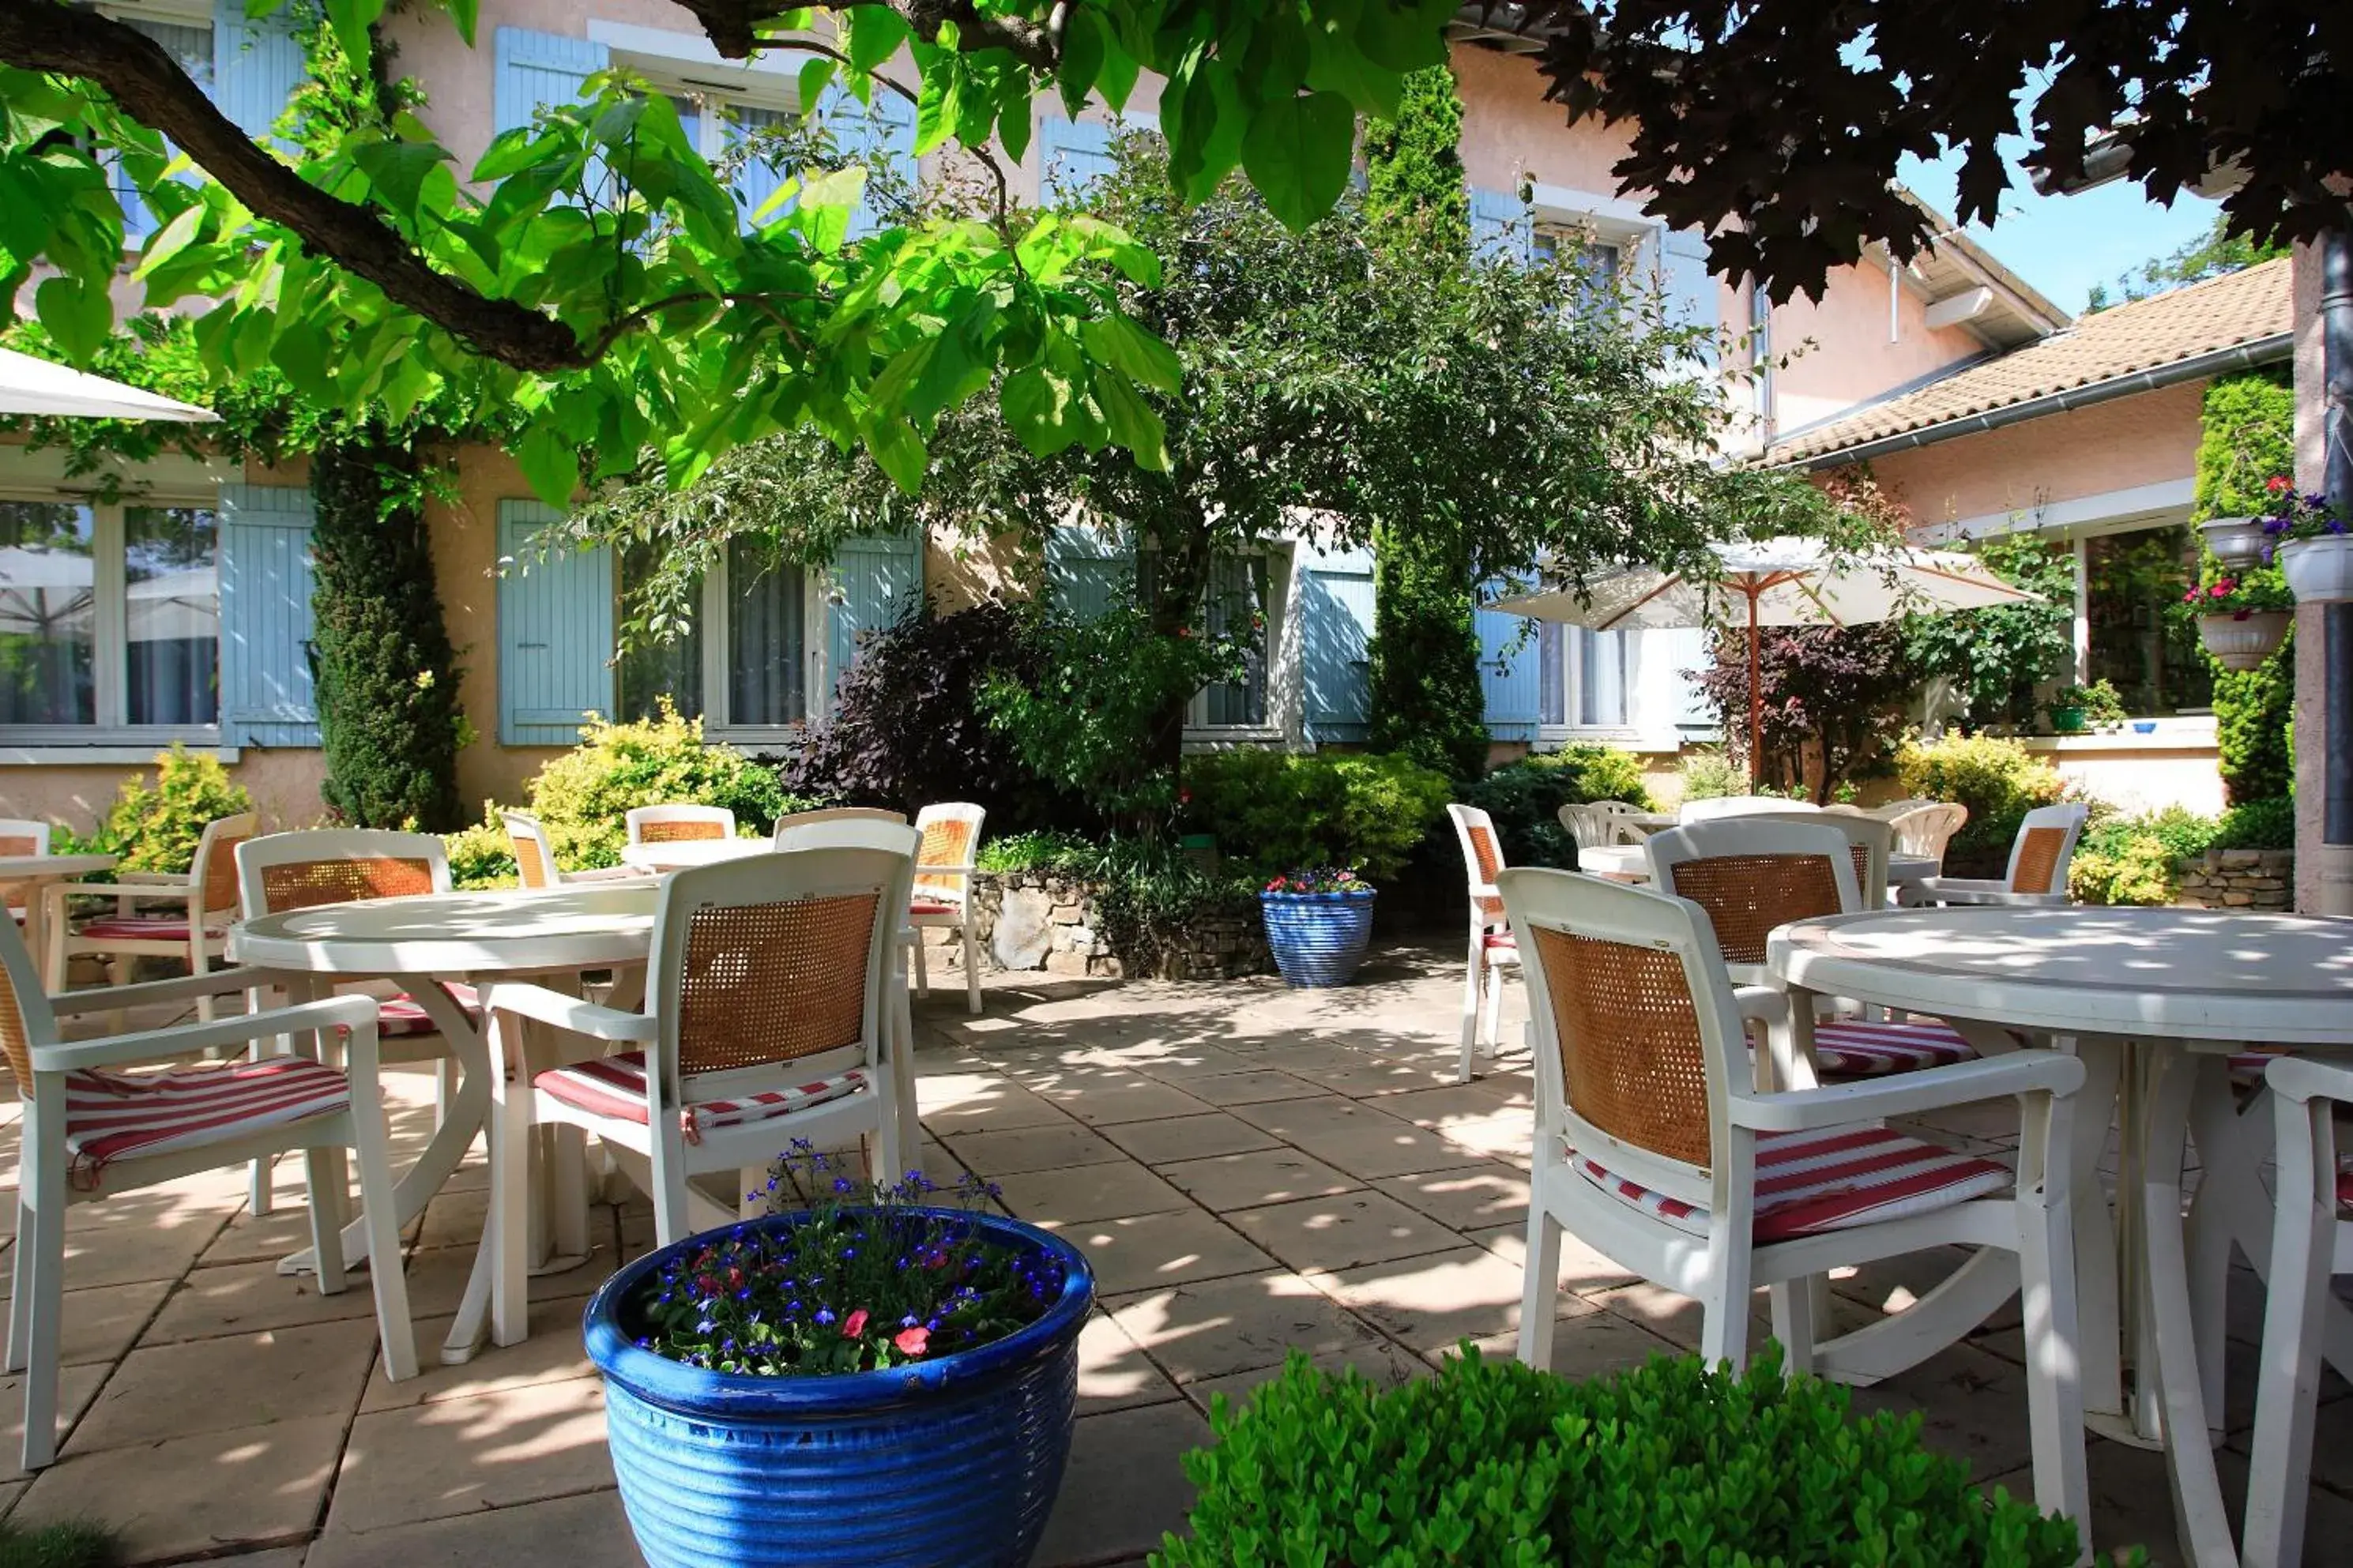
2320;226;2353;916
2072;537;2091;685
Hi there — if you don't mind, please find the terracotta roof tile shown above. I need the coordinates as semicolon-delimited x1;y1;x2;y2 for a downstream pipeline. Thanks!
1768;258;2295;463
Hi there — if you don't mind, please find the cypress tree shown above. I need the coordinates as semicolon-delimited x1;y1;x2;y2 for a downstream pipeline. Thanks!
1361;66;1491;780
309;432;466;829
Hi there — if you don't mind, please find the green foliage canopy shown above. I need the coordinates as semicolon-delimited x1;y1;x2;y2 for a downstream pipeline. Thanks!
2192;371;2296;805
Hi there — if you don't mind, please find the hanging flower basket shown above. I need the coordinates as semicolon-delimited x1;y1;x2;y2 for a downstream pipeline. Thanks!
2197;515;2268;570
2277;535;2353;604
2197;611;2292;671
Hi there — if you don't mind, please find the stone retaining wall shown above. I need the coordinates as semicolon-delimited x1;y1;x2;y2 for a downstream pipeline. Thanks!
939;870;1272;982
2174;848;2295;910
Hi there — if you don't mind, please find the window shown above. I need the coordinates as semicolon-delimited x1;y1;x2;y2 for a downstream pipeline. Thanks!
1534;226;1625;318
1136;548;1274;730
0;497;219;734
615;537;809;735
2085;524;2212;716
108;17;213;238
1539;621;1632;730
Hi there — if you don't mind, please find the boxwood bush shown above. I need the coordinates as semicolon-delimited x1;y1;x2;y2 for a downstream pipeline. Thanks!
1155;1348;2095;1568
1180;750;1452;880
1459;745;1654;869
1895;734;2072;873
55;743;252;878
521;701;805;870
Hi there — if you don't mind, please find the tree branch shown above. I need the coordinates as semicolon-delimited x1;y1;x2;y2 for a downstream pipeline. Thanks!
678;0;1060;72
0;4;595;372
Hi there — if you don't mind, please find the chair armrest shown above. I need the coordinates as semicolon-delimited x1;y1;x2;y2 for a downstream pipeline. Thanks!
43;881;187;901
1730;1050;2086;1134
115;870;182;886
32;992;378;1074
1734;987;1790;1026
476;980;657;1043
2265;1055;2353;1106
916;863;978;879
563;865;649;884
46;964;293;1018
1470;882;1502;903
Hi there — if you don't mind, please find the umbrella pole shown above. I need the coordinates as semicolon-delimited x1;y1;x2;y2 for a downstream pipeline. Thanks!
1746;592;1763;787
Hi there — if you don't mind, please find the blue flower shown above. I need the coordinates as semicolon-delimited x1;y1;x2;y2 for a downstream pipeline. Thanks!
815;1307;836;1326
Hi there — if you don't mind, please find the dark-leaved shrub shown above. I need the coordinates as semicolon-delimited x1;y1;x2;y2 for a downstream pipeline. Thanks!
785;598;1074;831
1459;745;1654;867
1179;750;1451;880
1154;1347;2094;1568
2212;794;2295;851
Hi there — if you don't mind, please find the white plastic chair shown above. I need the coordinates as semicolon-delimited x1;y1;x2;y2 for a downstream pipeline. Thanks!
770;807;909;841
0;923;415;1470
235;830;474;1216
1645;819;1979;1082
476;844;916;1347
1679;795;1817;824
2243;1054;2353;1568
908;803;985;1016
1500;865;2088;1556
1885;802;1968;863
1557;799;1646;851
0;818;51;933
1900;803;2087;908
1735;810;1896;908
503;810;646;889
1446;803;1519;1084
625;803;737;846
43;812;255;1015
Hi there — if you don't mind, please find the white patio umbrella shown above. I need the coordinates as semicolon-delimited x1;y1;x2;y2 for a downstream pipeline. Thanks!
0;347;216;422
1490;536;2042;781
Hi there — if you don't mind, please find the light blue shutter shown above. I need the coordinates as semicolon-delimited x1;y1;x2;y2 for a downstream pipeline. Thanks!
826;530;922;708
1476;581;1542;740
497;501;612;746
1300;541;1374;743
1045;521;1132;620
217;483;318;747
494;28;610;135
821;87;917;239
212;0;304;141
1658;227;1721;370
1040;116;1118;206
1470;187;1533;265
727;103;796;228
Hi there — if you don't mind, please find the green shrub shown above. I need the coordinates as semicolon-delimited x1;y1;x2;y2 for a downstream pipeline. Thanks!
442;807;518;890
1677;750;1745;801
0;1517;120;1568
2069;833;2184;906
1459;746;1654;868
1180;750;1452;880
58;745;253;877
523;701;800;870
2212;795;2295;851
1154;1346;2091;1568
975;830;1106;876
1895;733;2071;867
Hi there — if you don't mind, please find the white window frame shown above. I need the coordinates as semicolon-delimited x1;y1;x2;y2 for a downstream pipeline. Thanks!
616;545;824;746
0;486;224;750
1537;622;1640;743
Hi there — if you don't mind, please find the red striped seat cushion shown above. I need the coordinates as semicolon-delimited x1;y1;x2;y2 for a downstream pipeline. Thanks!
64;1058;351;1183
2231;1048;2288;1087
74;916;229;943
1813;1020;1978;1078
534;1051;871;1145
909;901;959;917
1481;931;1516;950
1577;1125;2012;1244
372;984;481;1039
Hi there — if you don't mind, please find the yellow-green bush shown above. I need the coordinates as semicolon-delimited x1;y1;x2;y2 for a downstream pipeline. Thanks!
523;701;796;870
442;807;518;890
1895;733;2071;868
1180;750;1453;879
58;744;253;877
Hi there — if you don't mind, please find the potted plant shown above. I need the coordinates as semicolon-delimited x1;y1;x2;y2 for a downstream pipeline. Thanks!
2186;574;2293;671
2260;476;2353;601
584;1147;1094;1568
2198;513;2268;570
2080;678;2128;733
2043;685;2091;734
1259;867;1377;987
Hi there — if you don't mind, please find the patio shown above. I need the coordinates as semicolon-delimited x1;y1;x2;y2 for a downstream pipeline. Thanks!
1;947;2347;1566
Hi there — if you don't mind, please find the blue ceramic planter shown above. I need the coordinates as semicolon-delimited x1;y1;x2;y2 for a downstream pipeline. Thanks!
1260;889;1377;987
584;1209;1094;1568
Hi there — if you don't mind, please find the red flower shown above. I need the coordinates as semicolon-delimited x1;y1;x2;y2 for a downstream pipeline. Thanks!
2268;476;2295;493
894;1325;931;1356
841;1308;868;1339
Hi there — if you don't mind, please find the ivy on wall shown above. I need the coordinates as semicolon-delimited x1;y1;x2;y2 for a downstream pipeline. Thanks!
2193;370;2295;805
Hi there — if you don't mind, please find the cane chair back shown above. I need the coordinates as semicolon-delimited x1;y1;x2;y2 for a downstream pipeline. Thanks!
770;807;909;847
626;805;736;846
2005;804;2088;896
0;820;50;860
1739;811;1892;908
1679;795;1816;825
1446;805;1507;926
910;803;985;903
502;812;559;889
1887;802;1967;862
1557;800;1646;851
0;912;48;1092
193;813;259;919
236;830;450;920
1644;822;1861;971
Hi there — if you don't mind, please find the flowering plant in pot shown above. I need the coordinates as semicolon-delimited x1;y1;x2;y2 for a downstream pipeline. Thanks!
2258;476;2353;602
584;1144;1094;1568
2185;575;2293;671
1259;866;1377;987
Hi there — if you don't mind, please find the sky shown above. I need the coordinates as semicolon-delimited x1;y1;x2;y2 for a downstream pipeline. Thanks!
1893;150;2225;318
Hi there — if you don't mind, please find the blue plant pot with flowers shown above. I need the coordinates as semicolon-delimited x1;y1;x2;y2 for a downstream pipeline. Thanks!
1260;870;1377;987
585;1206;1094;1568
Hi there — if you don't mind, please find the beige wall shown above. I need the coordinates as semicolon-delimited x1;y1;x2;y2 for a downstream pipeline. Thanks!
1770;264;1996;439
0;750;329;839
2291;239;2328;912
1862;381;2206;532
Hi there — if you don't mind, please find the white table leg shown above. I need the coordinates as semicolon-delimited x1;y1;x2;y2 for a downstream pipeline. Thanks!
2138;1046;2240;1567
2070;1035;2129;1435
890;930;919;1181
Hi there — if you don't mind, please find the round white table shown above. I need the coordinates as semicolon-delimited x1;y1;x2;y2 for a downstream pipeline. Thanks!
1770;905;2353;1568
235;884;661;1363
619;838;769;871
0;853;119;981
1577;844;1939;893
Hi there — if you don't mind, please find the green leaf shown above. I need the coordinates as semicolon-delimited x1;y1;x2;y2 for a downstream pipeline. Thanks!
1355;0;1454;73
797;58;836;116
1094;39;1141;113
352;140;454;222
913;61;964;157
793;166;864;253
1094;369;1169;469
845;7;911;74
862;414;927;494
470;126;544;183
130;202;207;280
33;275;111;364
319;0;386;66
1058;7;1108;116
1082;312;1181;396
1241;92;1356;231
516;424;578;507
